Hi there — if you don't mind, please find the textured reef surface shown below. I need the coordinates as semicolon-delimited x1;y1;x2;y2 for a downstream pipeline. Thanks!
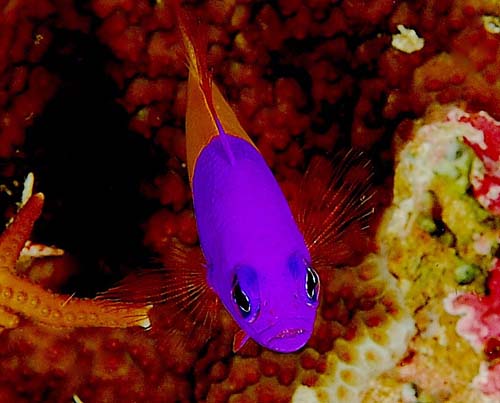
375;106;500;402
1;0;500;402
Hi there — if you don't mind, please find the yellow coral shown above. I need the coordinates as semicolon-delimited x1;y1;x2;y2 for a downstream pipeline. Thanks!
369;108;500;402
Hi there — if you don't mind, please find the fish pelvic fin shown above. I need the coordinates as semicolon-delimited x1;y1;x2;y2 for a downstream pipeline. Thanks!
173;2;236;174
232;329;250;353
97;240;220;340
293;150;377;269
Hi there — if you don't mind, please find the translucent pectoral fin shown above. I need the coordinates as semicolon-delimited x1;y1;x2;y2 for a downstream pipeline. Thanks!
97;240;220;337
292;150;377;269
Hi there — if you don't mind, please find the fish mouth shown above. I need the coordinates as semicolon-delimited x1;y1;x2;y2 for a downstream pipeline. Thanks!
272;328;306;339
259;320;312;353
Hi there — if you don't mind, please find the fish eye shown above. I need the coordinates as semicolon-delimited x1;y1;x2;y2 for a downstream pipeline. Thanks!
231;267;260;322
232;280;251;318
305;266;320;303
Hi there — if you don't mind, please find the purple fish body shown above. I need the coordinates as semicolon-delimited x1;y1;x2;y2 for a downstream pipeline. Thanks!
193;133;320;352
98;4;374;356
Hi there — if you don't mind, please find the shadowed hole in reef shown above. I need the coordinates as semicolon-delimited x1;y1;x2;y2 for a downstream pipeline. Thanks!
23;29;163;297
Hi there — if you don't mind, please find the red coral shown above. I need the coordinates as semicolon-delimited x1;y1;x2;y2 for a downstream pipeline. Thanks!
460;112;500;169
469;171;500;215
342;0;396;26
450;110;500;215
446;260;500;396
0;5;60;159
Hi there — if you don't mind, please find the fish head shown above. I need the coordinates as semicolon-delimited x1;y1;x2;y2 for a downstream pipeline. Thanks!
221;251;320;353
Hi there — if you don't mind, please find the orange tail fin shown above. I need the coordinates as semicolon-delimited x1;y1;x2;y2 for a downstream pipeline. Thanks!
172;2;257;181
174;2;213;114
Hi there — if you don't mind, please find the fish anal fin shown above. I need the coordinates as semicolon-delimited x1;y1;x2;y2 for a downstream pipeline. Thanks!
233;329;250;353
98;240;220;338
293;150;377;269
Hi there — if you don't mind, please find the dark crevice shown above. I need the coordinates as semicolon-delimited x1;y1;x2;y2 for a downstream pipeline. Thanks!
22;29;162;297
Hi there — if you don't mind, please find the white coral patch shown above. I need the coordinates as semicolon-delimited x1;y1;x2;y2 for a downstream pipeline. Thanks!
464;127;488;151
486;185;500;202
447;108;488;152
391;25;424;53
21;172;34;207
472;232;496;256
478;194;493;208
482;15;500;34
385;118;479;237
421;308;446;345
20;241;64;258
401;383;418;402
447;108;470;122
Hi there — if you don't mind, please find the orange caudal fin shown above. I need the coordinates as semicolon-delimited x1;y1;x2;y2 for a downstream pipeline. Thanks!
173;1;211;105
292;150;377;270
97;240;220;338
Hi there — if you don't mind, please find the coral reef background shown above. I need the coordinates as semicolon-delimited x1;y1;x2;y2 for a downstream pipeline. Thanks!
0;0;500;402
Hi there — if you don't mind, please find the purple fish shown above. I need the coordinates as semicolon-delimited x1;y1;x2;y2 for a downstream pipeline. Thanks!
193;133;319;352
176;4;321;352
101;4;373;354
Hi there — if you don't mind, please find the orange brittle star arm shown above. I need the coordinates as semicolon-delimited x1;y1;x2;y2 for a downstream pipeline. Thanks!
0;193;151;330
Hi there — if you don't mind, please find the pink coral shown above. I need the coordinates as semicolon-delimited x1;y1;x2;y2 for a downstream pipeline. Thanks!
446;260;500;350
460;112;500;168
445;260;500;396
449;110;500;215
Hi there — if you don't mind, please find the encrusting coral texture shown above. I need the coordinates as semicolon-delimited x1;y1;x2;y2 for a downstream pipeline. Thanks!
373;106;500;402
1;0;500;402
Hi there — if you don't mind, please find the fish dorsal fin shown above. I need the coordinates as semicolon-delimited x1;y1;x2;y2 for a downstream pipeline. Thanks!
97;240;220;339
173;3;236;174
292;150;376;270
233;329;250;352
